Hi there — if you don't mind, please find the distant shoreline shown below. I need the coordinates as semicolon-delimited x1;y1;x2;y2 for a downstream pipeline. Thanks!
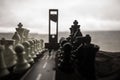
0;31;120;52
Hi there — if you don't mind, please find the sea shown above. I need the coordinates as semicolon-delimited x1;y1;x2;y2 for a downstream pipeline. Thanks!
0;31;120;52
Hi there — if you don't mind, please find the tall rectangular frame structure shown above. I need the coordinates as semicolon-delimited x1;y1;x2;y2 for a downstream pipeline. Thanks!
49;9;58;43
45;9;59;50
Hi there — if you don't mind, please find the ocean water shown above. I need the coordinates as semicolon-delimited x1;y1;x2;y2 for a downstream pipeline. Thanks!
58;31;120;52
82;31;120;52
0;31;120;52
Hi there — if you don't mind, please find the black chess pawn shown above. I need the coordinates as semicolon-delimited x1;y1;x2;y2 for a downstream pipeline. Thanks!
71;36;84;64
58;42;73;73
0;45;9;78
14;44;30;73
59;37;67;48
82;34;99;80
57;38;67;65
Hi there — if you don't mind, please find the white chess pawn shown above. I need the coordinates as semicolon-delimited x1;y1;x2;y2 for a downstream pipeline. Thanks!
23;29;29;41
40;39;44;49
35;40;41;57
37;40;41;53
33;40;39;55
0;38;6;45
22;41;34;64
38;40;42;53
0;45;9;78
40;39;44;52
36;40;40;55
14;44;30;73
35;39;39;55
28;40;37;58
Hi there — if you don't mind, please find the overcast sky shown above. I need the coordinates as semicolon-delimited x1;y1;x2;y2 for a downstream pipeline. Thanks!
0;0;120;33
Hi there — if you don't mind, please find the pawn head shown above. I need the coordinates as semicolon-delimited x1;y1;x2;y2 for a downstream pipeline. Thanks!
22;41;30;48
63;42;72;52
85;34;91;44
15;44;24;53
0;45;4;52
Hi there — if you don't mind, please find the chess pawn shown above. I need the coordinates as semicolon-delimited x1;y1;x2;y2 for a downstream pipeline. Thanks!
22;41;34;64
23;29;29;41
36;40;38;52
40;39;44;52
37;40;41;54
35;40;41;57
12;32;21;45
14;44;30;73
39;40;42;52
0;45;9;78
34;40;39;55
4;40;17;71
32;40;36;54
0;38;6;45
28;40;37;58
40;39;44;49
33;40;39;55
38;40;42;53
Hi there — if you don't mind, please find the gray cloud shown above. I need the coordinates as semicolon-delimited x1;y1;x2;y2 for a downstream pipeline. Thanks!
68;0;120;21
0;0;120;33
